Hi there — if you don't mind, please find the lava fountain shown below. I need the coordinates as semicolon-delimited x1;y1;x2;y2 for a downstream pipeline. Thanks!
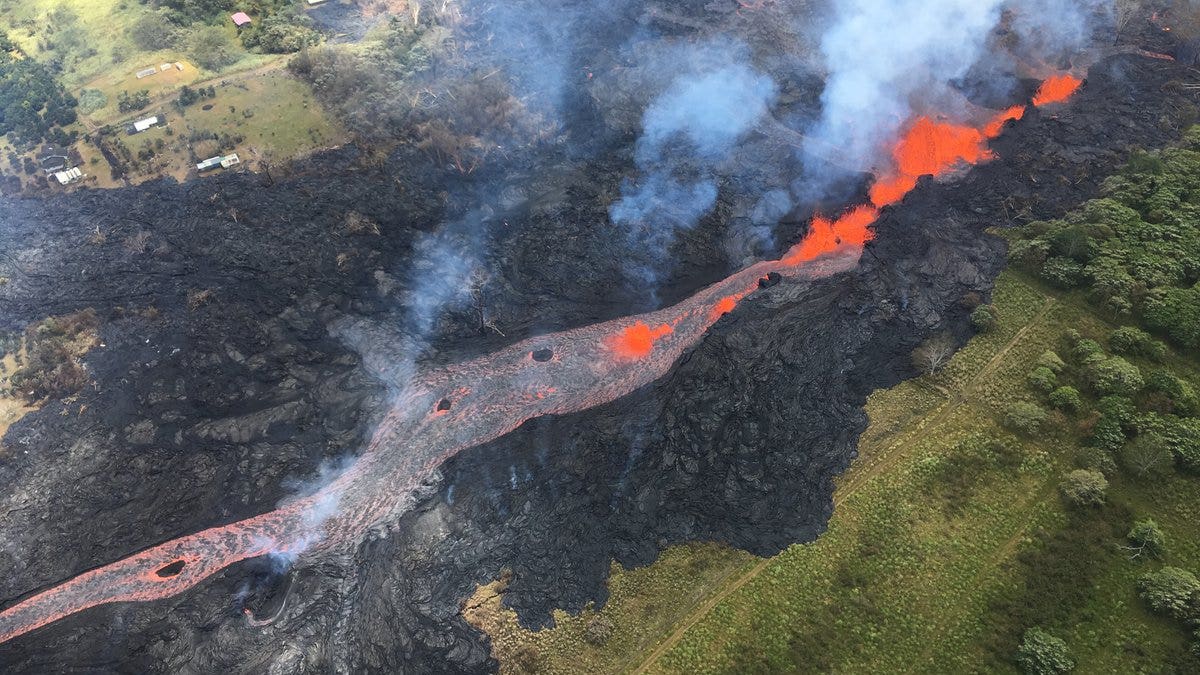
0;77;1081;646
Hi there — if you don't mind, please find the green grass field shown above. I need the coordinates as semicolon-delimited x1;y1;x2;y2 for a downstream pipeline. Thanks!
470;269;1200;674
0;1;343;189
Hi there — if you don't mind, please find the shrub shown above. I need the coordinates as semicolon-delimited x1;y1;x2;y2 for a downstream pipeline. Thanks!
1049;386;1083;413
1144;285;1200;351
188;26;241;71
1060;469;1108;507
1145;371;1199;416
129;12;178;51
1028;367;1059;394
1040;257;1085;288
1109;326;1167;361
582;616;614;646
1037;350;1067;374
1087;356;1144;397
971;305;999;332
1005;402;1048;436
1137;567;1200;623
1126;519;1166;559
1071;338;1104;363
1016;627;1075;674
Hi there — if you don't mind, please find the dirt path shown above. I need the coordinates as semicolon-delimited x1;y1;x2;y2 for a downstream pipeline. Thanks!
630;295;1058;674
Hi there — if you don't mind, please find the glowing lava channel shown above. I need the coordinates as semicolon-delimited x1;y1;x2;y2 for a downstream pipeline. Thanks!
0;77;1080;646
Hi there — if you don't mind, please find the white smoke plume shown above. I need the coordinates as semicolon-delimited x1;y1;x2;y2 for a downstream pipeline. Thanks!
805;0;1111;178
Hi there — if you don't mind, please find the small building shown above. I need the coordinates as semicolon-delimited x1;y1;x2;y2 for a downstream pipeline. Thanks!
159;63;173;72
174;62;185;71
130;116;160;134
39;146;70;174
53;167;83;185
135;66;158;79
197;154;242;172
231;12;252;27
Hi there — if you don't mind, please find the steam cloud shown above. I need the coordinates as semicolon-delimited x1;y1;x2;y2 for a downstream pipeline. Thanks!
804;0;1111;184
611;41;777;297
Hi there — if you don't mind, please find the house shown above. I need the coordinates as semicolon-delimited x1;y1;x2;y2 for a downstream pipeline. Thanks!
231;12;251;27
159;63;173;72
130;116;160;134
174;62;185;71
39;146;70;174
220;154;240;168
53;167;83;185
135;66;158;79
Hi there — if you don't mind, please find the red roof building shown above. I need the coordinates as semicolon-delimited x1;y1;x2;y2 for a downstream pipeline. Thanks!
231;12;251;27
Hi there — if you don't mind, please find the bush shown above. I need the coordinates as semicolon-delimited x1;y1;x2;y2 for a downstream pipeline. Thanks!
1040;257;1084;288
1004;402;1048;436
1049;386;1083;413
1144;285;1200;351
1087;356;1144;397
1071;338;1104;363
1037;350;1067;374
1028;367;1059;394
188;26;241;71
582;616;614;646
1109;326;1167;361
1127;519;1166;559
971;305;999;332
129;12;178;51
1016;627;1075;674
1060;469;1108;507
1137;567;1200;623
77;89;106;114
117;90;151;114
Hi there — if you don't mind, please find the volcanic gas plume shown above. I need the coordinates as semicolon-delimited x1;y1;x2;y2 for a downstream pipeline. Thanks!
0;77;1080;647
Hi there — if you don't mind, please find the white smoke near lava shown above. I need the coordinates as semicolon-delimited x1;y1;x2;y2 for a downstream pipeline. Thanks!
804;0;1111;182
611;40;777;296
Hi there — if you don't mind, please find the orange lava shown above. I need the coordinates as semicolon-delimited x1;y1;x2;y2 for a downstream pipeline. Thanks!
782;204;879;265
983;105;1027;139
605;321;674;359
1032;74;1082;106
711;295;739;320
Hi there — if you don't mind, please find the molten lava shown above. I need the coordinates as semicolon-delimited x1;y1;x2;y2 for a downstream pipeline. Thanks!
0;74;1085;648
1032;74;1082;106
606;321;675;360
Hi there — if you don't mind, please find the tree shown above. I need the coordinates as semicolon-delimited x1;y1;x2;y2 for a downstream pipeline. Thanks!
1071;339;1104;363
129;12;179;51
1138;567;1200;623
1016;627;1075;674
1110;326;1166;361
1004;402;1048;436
1124;519;1166;560
1087;356;1144;397
1060;469;1108;507
1049;386;1083;413
1144;285;1200;351
912;333;956;375
1028;367;1058;394
1040;257;1084;288
188;26;241;71
970;305;998;332
1119;433;1174;477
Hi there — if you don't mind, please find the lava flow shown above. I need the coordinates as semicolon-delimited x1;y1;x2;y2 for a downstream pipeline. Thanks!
0;76;1081;647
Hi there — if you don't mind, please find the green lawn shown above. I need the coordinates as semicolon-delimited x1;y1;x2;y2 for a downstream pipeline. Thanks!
469;271;1200;674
